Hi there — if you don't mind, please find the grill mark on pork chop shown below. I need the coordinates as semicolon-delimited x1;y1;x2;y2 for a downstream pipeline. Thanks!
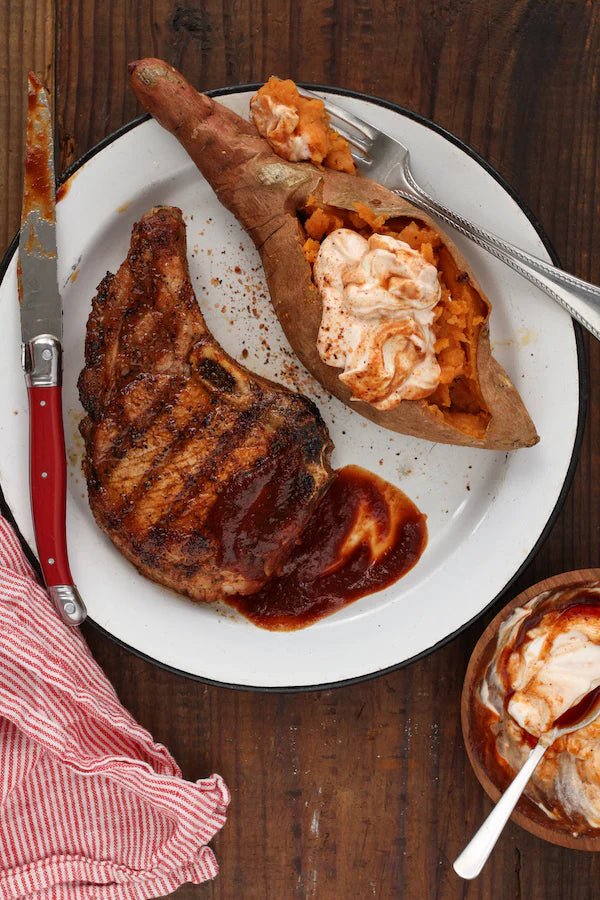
78;206;334;601
139;407;269;543
92;374;189;473
107;408;217;528
119;397;266;535
95;376;277;531
93;377;214;509
134;420;320;582
113;401;305;583
143;396;306;542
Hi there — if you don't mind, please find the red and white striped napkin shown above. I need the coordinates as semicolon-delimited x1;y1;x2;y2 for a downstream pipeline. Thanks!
0;515;229;899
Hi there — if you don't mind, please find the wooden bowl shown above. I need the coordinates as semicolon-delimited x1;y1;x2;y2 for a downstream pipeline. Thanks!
462;568;600;850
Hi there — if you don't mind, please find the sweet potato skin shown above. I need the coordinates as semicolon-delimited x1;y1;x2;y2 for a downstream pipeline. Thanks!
129;59;538;450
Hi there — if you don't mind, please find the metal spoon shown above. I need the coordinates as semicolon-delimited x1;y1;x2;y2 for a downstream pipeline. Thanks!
453;688;600;879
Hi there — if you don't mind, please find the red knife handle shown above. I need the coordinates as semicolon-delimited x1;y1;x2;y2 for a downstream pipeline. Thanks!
28;384;71;585
26;377;86;625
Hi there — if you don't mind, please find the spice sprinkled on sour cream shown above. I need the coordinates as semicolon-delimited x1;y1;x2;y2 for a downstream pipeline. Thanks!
314;230;442;408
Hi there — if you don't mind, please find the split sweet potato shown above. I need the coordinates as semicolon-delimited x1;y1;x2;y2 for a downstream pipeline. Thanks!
129;58;538;450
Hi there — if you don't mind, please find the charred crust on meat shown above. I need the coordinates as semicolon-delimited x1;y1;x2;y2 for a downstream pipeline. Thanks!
302;425;330;463
185;532;210;553
293;470;315;501
78;206;334;603
196;357;237;392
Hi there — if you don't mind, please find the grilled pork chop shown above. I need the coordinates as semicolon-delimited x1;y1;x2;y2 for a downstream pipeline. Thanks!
78;206;333;601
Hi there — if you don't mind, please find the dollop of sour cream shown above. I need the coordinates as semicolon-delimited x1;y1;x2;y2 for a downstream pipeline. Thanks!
508;626;600;735
480;585;600;830
249;94;311;162
313;230;441;408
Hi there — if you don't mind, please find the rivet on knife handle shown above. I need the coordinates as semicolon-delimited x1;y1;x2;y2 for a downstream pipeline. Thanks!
22;334;62;387
47;585;87;626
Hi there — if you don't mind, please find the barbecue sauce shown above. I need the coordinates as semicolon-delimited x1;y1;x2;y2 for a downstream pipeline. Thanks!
554;685;600;730
56;180;71;202
204;442;323;583
225;464;427;630
24;74;54;223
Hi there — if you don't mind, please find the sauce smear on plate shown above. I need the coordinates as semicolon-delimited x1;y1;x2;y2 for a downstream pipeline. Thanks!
227;464;427;630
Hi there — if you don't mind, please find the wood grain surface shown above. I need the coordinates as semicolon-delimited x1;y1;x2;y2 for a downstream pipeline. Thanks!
2;1;600;897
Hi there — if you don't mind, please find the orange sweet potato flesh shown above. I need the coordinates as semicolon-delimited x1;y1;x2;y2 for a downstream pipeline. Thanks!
251;77;356;174
129;58;539;450
300;202;490;437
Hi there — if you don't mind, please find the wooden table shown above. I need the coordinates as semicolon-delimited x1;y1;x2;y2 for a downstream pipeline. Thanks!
2;2;600;897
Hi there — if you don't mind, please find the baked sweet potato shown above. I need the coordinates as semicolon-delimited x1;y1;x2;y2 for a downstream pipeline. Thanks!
129;58;538;450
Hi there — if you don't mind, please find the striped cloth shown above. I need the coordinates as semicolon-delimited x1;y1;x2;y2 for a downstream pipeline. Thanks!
0;515;229;899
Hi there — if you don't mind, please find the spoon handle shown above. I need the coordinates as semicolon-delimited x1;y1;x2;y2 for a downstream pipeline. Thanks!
453;741;548;880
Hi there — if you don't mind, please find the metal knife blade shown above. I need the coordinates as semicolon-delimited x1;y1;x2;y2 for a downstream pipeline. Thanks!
18;72;62;346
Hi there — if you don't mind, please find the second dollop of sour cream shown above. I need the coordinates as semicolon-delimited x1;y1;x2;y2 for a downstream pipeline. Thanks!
250;94;311;162
507;622;600;735
313;229;441;408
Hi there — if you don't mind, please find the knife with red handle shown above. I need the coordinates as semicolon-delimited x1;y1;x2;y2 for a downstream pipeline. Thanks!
18;73;86;625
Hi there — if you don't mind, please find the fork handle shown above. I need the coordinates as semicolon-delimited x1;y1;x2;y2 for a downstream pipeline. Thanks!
396;177;600;340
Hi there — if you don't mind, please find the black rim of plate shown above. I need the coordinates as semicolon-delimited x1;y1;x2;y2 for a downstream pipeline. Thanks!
0;84;588;692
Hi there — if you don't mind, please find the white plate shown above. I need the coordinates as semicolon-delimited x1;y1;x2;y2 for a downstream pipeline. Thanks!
0;87;584;690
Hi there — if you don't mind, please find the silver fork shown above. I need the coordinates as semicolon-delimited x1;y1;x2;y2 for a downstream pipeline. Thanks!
298;86;600;341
